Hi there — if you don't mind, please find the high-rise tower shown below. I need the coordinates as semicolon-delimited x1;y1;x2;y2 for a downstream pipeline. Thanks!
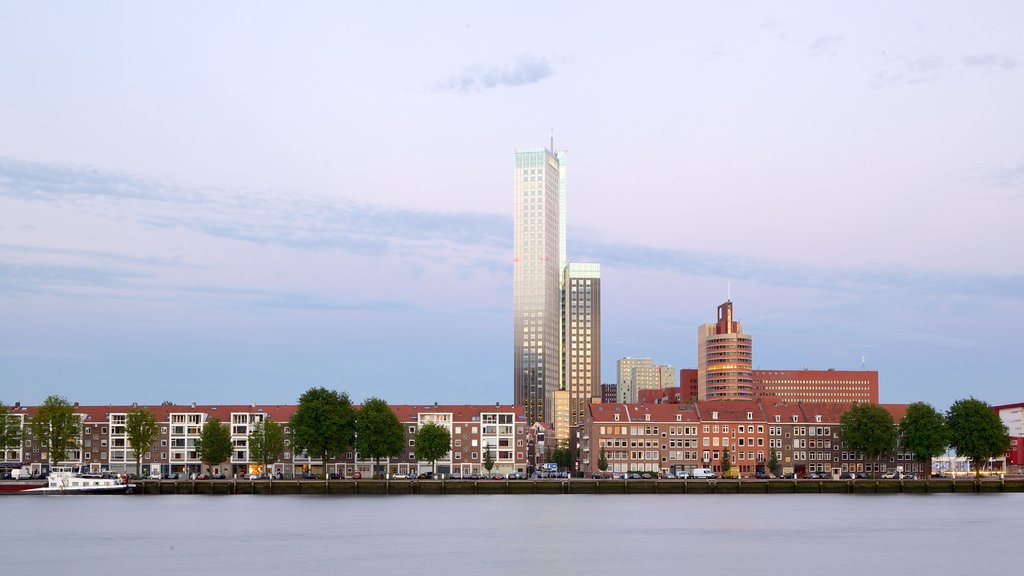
514;146;565;425
563;262;600;431
697;300;754;400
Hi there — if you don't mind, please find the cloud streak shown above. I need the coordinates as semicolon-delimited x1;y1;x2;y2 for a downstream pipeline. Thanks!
4;158;1022;309
437;55;554;93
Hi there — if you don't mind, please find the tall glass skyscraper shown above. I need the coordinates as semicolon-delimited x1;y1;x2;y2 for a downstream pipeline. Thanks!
514;145;565;425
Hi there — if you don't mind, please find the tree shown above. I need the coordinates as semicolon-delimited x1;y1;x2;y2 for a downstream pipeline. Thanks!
196;417;232;476
839;403;897;466
289;387;355;474
414;422;451;474
30;395;80;468
721;447;732;476
0;402;22;455
946;397;1010;478
899;402;949;467
546;446;570;470
598;447;608;473
768;449;780;477
354;397;404;478
248;419;285;477
125;408;160;477
483;444;495;474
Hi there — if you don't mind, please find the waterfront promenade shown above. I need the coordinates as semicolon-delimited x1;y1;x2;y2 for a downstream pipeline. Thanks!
134;477;1024;495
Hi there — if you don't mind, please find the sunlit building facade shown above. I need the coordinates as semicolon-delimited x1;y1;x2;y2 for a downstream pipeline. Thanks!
697;300;753;400
563;262;601;431
514;145;566;425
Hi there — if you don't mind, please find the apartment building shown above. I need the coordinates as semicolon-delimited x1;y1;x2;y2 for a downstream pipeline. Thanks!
4;402;528;478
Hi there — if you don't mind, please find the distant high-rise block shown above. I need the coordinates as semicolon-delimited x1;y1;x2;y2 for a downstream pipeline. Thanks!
600;383;617;404
697;300;753;400
514;146;565;425
563;262;601;430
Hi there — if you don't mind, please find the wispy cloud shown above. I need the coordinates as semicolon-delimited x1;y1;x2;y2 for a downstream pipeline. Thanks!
437;55;554;93
989;163;1024;195
807;35;843;58
872;53;947;88
4;158;1021;314
0;157;511;254
962;53;1017;70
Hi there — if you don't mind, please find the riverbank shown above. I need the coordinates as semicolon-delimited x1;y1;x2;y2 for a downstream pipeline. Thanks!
132;477;1024;495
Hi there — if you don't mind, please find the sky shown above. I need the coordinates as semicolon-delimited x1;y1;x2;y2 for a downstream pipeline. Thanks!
1;1;1022;411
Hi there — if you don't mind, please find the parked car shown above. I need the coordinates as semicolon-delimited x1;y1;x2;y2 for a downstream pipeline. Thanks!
300;472;319;480
755;471;771;479
417;472;434;480
195;474;211;480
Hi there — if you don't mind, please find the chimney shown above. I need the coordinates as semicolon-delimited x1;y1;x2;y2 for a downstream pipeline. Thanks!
191;401;197;408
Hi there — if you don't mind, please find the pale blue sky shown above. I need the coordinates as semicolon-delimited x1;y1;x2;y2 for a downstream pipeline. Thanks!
1;1;1021;410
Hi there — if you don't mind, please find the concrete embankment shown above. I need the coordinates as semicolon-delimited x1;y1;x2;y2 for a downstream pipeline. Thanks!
133;477;1024;495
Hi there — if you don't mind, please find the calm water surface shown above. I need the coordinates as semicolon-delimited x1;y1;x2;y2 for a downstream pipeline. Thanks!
2;493;1018;574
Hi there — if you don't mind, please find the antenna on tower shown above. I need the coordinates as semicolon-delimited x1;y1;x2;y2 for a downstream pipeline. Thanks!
550;128;554;152
861;355;866;370
727;281;731;302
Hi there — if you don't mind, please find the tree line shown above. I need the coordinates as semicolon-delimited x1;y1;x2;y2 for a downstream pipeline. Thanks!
0;387;454;478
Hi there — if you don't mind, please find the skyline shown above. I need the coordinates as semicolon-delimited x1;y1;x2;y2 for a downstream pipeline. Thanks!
1;2;1022;410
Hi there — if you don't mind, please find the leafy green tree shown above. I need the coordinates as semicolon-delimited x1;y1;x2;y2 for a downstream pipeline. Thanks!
840;403;897;463
290;387;355;474
483;445;495;474
414;422;451;474
899;402;949;467
946;398;1010;478
721;447;732;475
0;402;23;455
598;447;608;472
30;395;80;468
547;446;570;470
196;417;232;475
125;408;160;477
768;449;780;476
354;397;404;478
248;419;285;477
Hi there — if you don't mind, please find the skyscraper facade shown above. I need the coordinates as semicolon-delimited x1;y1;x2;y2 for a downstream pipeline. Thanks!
563;262;601;431
697;300;754;400
514;146;565;425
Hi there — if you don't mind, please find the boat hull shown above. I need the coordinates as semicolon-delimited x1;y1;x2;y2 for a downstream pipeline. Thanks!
22;484;135;495
0;480;49;493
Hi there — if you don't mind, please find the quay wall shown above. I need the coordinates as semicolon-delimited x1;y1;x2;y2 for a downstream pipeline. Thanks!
133;478;1024;495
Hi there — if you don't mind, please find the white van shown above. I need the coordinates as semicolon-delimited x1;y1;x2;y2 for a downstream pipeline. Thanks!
690;468;716;479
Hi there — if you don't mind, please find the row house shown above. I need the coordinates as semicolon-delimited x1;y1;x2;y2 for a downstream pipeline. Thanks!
762;403;923;477
2;402;528;478
580;401;927;478
580;403;704;475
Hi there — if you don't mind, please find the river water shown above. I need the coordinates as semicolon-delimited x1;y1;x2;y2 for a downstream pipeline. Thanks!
2;493;1017;574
